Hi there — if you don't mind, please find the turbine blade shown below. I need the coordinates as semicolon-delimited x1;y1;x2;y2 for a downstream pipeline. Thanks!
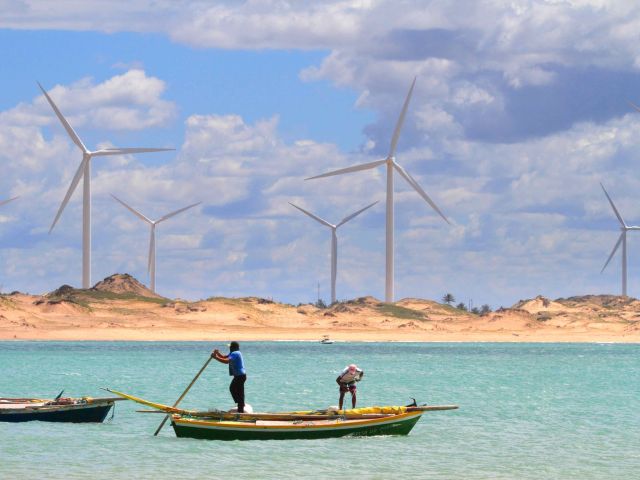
289;202;333;228
336;201;379;228
305;159;386;181
389;77;417;158
394;162;450;224
601;232;624;273
600;183;626;227
0;196;19;208
156;202;201;223
37;82;87;153
111;194;153;224
49;158;87;233
628;100;640;113
148;227;155;273
91;147;175;157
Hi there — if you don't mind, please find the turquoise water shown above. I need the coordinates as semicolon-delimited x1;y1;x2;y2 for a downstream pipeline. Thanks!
1;342;638;479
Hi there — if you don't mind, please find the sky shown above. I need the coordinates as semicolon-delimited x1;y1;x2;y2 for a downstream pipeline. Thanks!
2;1;640;307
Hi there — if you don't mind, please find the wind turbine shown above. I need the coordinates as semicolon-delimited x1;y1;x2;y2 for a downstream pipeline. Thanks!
600;183;640;297
290;201;377;304
111;195;201;293
38;82;174;288
306;78;449;302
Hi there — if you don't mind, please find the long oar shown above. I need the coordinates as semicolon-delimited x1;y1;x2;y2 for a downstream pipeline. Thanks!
153;356;213;436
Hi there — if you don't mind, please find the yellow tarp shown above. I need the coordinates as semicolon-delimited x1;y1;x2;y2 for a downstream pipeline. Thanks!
105;389;186;413
345;406;407;415
288;406;408;416
106;388;409;417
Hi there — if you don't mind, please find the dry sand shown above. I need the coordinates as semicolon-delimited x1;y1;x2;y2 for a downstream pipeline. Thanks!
0;274;638;342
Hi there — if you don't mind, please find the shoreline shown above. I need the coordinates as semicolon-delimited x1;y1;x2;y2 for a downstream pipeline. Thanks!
2;329;639;343
2;339;639;343
1;288;639;344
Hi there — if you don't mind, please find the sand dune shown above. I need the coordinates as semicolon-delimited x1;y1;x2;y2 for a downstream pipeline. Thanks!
0;276;638;342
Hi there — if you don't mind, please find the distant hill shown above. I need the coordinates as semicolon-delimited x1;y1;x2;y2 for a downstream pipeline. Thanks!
45;273;162;300
1;281;638;341
92;273;162;298
555;294;640;309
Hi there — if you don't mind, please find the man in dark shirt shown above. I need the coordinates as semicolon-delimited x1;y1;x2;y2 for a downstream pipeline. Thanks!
212;341;247;413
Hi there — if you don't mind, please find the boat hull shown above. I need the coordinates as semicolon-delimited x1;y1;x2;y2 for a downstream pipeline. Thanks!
171;410;423;441
0;403;114;423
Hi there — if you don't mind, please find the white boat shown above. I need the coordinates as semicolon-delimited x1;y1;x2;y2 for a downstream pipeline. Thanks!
320;335;334;344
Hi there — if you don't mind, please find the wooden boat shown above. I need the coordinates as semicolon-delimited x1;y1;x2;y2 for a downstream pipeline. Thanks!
171;409;426;440
106;388;458;441
0;395;124;423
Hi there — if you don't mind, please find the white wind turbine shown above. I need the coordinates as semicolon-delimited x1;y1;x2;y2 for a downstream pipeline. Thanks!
111;195;201;293
306;78;449;302
290;201;378;304
600;183;640;297
38;82;174;288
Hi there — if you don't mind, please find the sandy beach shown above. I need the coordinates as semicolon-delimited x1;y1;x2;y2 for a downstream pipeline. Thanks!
0;274;637;343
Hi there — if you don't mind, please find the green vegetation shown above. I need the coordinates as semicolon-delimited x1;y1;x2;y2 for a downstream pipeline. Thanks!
537;312;552;322
376;304;426;320
442;293;455;305
206;296;246;305
442;294;492;316
0;296;17;308
46;288;168;308
315;299;328;309
43;294;92;310
79;290;168;304
480;304;492;315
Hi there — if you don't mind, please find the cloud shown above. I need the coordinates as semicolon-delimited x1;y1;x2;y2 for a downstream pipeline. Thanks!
1;69;175;131
5;2;640;145
5;5;640;304
3;71;640;305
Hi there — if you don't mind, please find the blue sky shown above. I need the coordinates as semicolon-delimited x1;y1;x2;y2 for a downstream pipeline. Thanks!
2;1;640;307
0;29;372;150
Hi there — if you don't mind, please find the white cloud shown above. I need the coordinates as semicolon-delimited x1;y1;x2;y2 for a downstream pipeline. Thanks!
5;2;640;146
4;73;640;305
1;70;175;131
6;4;640;304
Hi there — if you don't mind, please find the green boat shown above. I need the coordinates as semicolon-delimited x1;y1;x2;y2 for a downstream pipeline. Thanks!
106;388;458;441
171;409;426;440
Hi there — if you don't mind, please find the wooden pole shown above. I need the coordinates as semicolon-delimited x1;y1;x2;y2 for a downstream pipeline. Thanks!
153;356;213;436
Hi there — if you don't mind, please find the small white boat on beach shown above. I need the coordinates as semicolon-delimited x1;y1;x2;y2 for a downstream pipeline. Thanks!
320;335;334;344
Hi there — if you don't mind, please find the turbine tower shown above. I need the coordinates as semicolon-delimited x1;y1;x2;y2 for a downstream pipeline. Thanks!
290;201;377;304
0;196;18;294
306;78;449;302
600;183;640;297
111;195;201;293
38;82;174;288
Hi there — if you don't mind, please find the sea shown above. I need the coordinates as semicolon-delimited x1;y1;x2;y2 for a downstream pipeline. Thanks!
0;341;638;479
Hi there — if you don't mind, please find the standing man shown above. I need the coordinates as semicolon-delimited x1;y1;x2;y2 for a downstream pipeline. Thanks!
212;341;247;413
336;363;364;410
